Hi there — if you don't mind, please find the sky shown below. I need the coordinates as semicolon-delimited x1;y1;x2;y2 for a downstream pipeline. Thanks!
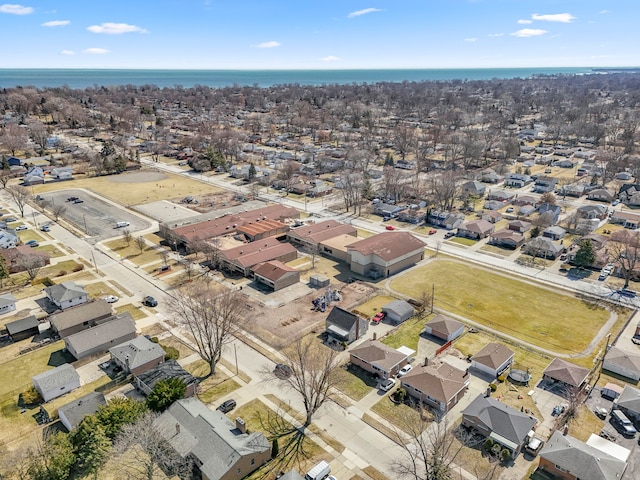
0;0;638;69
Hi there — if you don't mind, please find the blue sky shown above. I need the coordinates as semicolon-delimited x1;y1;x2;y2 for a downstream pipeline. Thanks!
0;0;637;69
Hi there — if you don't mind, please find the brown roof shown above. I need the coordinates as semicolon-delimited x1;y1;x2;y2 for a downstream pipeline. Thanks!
0;245;50;264
236;219;288;237
220;238;297;268
612;210;640;222
288;220;357;244
543;358;590;387
460;219;494;235
425;314;464;336
350;340;407;372
251;260;298;281
490;229;524;242
402;362;469;404
471;343;514;370
172;205;298;242
346;232;425;261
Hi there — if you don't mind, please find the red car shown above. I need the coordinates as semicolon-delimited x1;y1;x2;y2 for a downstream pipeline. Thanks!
428;229;437;235
385;225;395;230
371;312;386;324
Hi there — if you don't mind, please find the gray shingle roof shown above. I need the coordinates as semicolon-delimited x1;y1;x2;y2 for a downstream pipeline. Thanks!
0;293;16;308
44;281;87;303
64;314;136;357
540;431;627;480
5;315;39;335
154;398;270;480
58;392;106;431
109;336;165;371
49;300;113;333
382;299;414;318
617;385;640;414
543;358;590;387
425;314;464;336
32;363;79;393
471;343;514;370
603;347;640;377
462;394;537;446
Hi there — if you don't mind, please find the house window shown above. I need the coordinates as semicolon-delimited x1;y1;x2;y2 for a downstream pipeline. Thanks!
237;468;241;474
555;465;568;473
251;459;255;465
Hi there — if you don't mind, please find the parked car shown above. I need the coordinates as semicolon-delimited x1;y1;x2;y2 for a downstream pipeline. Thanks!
15;225;28;231
274;363;293;379
524;436;544;456
611;409;637;437
595;407;608;419
217;399;236;413
66;196;78;202
40;224;50;232
612;199;620;206
397;364;413;377
428;229;437;235
371;312;386;324
385;225;395;230
73;198;84;204
27;241;39;248
5;217;17;222
143;296;158;307
444;231;455;239
379;378;396;392
506;207;514;213
101;295;119;303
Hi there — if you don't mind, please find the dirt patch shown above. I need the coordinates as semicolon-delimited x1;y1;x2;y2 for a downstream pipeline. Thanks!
243;281;379;350
173;191;248;214
108;171;168;183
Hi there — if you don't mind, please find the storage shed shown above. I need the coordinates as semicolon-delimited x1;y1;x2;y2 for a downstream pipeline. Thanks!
381;299;414;324
5;315;39;341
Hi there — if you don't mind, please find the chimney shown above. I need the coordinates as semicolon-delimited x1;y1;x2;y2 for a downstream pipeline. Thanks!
236;417;247;433
423;356;429;367
372;332;377;341
175;423;180;435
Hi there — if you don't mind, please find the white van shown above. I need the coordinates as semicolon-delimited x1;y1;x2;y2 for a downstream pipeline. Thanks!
116;221;130;228
305;460;331;480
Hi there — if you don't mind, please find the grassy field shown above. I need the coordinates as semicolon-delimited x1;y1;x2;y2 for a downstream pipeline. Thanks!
390;259;610;355
115;303;147;320
334;364;378;401
84;281;119;299
353;294;397;318
32;170;222;206
103;238;169;266
370;395;428;434
449;237;477;247
32;243;67;258
184;359;242;404
381;314;431;352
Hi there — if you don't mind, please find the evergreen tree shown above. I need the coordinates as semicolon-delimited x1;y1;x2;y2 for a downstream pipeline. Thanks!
574;239;596;269
146;377;186;412
95;397;147;439
0;253;9;287
72;415;111;479
248;162;257;180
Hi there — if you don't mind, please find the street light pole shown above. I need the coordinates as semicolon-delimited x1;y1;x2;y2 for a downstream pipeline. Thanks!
83;215;88;235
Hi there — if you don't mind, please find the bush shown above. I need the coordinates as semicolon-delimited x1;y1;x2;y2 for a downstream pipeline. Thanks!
32;276;53;286
21;385;43;405
489;383;497;392
497;374;506;383
150;336;159;343
162;345;180;360
57;270;67;277
500;448;511;462
146;377;186;412
73;264;84;272
483;438;494;451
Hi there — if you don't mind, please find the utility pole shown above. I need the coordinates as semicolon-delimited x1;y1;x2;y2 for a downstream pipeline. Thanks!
431;283;435;314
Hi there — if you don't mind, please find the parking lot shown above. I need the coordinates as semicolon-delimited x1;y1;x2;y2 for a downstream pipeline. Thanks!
38;189;151;241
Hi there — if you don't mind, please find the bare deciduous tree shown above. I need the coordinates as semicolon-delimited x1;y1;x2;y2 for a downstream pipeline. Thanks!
113;411;192;480
167;285;246;376
609;230;640;289
122;228;132;246
0;124;29;156
6;185;31;217
135;236;146;254
51;203;66;222
18;253;46;281
276;337;341;427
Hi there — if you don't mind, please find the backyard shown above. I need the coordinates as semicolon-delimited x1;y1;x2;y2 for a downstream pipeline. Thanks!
390;258;612;355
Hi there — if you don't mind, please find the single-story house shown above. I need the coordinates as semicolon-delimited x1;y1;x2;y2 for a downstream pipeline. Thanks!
602;347;640;382
513;195;536;207
508;220;531;233
587;189;615;203
349;340;409;379
461;394;538;458
542;357;590;389
457;219;494;240
618;184;640;207
576;204;608;220
49;300;114;338
483;200;505;211
609;210;640;229
524;237;565;260
286;220;357;250
424;314;465;342
251;260;300;291
461;181;486;197
32;363;80;402
0;230;18;249
488;230;525;249
109;336;165;375
537;203;562;223
482;211;503;224
346;232;425;279
504;173;532;188
381;299;414;324
428;211;465;230
486;189;515;202
542;225;567;241
135;359;199;397
219;237;297;277
155;397;271;480
5;315;39;341
533;175;558;193
559;183;586;198
0;245;50;273
402;361;469;413
50;167;73;180
616;385;640;423
470;342;515;378
325;306;368;345
44;281;88;310
538;431;629;480
374;203;406;219
0;293;17;315
64;314;136;360
518;205;536;217
58;392;106;432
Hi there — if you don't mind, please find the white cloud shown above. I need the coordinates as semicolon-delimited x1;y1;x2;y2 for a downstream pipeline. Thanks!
0;4;33;14
464;38;477;43
511;28;547;38
488;33;504;37
600;10;610;14
322;55;340;62
347;8;382;19
83;48;110;54
531;13;575;23
60;50;75;56
255;41;280;48
42;20;69;27
517;19;533;24
87;22;147;34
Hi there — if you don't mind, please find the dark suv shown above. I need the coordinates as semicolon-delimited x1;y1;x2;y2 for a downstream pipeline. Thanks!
143;296;158;307
217;399;236;413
